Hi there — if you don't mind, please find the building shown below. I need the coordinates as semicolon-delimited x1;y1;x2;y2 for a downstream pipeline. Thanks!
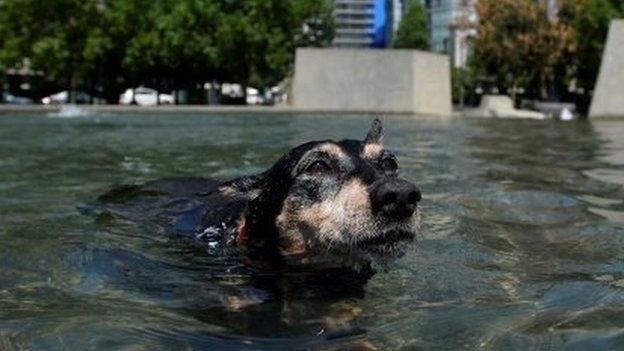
397;0;556;68
334;0;552;65
388;0;477;66
332;0;392;48
416;0;477;68
391;0;404;33
333;0;480;52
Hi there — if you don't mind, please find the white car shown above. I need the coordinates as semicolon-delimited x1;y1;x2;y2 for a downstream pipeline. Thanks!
42;90;91;104
119;87;175;106
245;87;264;105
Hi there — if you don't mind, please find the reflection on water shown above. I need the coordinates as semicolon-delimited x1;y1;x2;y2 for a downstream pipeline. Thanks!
0;114;623;350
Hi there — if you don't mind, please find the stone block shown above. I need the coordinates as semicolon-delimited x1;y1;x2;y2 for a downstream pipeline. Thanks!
292;48;452;116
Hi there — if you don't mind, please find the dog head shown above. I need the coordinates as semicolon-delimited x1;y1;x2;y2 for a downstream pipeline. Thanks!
233;119;421;269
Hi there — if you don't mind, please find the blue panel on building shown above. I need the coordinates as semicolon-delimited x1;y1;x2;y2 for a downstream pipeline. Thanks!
372;0;388;47
332;0;390;48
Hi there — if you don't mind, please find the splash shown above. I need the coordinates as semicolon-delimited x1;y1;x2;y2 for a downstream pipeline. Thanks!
46;104;95;118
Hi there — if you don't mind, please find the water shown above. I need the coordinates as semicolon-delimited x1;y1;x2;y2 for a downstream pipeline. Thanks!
1;113;623;350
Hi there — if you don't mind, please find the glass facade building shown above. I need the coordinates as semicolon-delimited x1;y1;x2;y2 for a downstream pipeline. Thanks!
396;0;476;66
332;0;391;48
398;0;555;67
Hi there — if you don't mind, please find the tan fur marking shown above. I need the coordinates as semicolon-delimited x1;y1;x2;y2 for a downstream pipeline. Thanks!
218;185;237;196
362;143;383;159
222;295;262;311
275;176;420;265
316;142;346;159
275;201;309;256
321;302;363;330
296;179;376;245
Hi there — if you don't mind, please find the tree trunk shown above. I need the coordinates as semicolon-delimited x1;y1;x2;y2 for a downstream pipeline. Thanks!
68;71;76;104
459;70;465;110
540;72;549;100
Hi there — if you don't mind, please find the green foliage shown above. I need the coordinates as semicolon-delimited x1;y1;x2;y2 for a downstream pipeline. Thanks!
121;0;220;85
392;1;428;50
452;66;476;106
0;0;334;100
472;0;572;99
0;0;107;97
211;0;334;87
558;0;624;95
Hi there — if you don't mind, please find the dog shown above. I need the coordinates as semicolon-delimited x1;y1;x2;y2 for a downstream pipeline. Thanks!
95;118;421;285
92;119;421;346
197;118;421;272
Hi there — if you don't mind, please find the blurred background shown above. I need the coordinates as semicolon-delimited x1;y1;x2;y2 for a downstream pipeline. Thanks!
0;0;621;114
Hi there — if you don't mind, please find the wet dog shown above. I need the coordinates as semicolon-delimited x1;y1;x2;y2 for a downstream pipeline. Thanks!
90;119;421;345
198;118;421;271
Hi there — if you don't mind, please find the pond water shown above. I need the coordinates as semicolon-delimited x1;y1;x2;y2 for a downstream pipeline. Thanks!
0;113;623;350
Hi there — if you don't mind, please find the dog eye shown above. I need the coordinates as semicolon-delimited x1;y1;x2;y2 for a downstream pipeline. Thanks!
305;160;331;174
380;157;398;173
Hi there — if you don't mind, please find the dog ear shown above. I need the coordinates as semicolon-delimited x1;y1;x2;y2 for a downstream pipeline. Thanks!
235;164;290;258
364;118;383;144
234;141;318;262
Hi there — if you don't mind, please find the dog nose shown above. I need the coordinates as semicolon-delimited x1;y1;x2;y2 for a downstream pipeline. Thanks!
371;179;420;220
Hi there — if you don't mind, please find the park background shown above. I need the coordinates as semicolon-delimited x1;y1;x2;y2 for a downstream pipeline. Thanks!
0;0;622;114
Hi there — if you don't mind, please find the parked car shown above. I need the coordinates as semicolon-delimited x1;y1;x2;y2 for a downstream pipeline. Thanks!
41;90;91;104
1;92;33;104
119;87;175;106
220;83;246;104
245;87;264;105
263;85;286;105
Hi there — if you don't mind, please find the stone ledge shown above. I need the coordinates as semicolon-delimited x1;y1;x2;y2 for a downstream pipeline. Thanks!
590;20;624;118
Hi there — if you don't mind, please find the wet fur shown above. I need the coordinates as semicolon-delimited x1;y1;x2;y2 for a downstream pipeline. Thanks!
93;119;421;345
199;119;421;271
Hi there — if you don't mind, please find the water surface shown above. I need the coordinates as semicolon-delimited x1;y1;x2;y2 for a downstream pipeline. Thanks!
1;113;623;350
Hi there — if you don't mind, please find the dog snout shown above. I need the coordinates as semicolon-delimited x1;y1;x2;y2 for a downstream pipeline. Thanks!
371;179;420;220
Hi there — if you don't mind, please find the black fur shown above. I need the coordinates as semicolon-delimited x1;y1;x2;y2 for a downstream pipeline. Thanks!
95;119;420;273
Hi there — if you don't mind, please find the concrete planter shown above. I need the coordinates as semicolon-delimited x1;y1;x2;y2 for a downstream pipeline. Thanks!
590;20;624;118
292;48;452;116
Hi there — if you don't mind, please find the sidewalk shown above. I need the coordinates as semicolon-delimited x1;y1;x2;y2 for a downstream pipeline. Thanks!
0;104;305;115
0;104;444;116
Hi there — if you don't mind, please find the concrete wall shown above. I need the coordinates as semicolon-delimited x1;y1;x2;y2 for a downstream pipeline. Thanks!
292;48;452;115
590;20;624;118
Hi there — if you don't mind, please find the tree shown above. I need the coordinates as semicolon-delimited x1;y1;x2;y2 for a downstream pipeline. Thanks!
472;0;572;100
392;1;428;49
110;0;333;95
452;66;477;106
120;0;220;97
214;0;334;88
0;0;334;102
558;0;624;108
0;0;108;102
293;0;335;48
